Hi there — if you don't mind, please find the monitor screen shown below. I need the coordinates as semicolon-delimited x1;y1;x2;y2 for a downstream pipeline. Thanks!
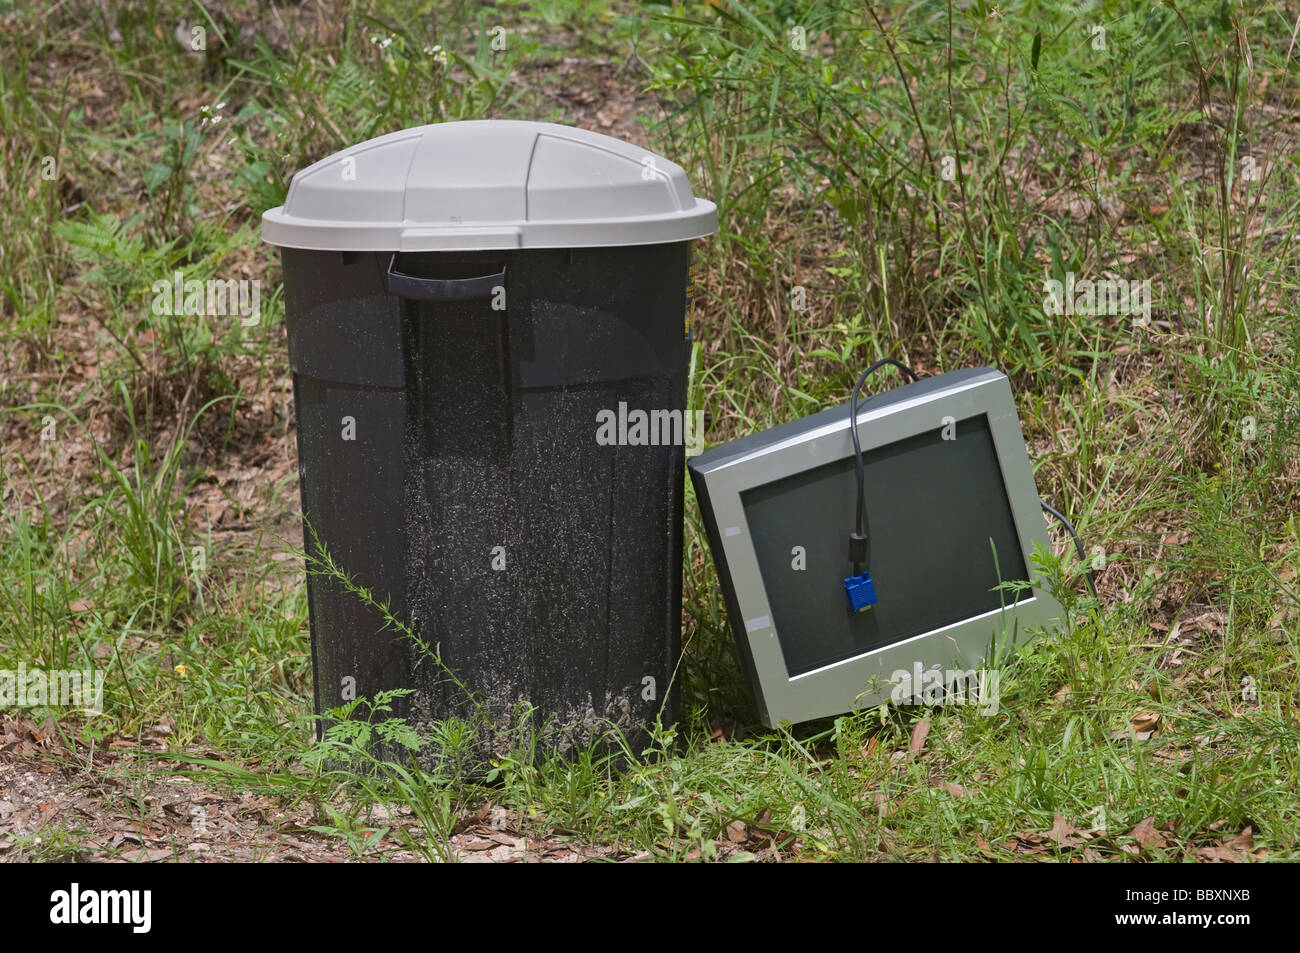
740;413;1030;676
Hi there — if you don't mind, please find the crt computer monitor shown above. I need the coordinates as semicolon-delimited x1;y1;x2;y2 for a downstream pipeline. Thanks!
687;367;1064;726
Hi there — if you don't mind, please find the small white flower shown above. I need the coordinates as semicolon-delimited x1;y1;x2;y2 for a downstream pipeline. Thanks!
199;100;228;126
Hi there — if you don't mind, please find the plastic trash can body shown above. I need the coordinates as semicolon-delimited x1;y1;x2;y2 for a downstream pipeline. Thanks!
284;243;691;758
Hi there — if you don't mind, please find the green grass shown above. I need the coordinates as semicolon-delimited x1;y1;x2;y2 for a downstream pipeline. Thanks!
1;0;1298;861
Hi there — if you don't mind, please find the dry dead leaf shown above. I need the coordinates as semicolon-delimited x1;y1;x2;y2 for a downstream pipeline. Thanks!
1128;817;1167;850
1224;827;1254;851
1195;845;1244;863
1003;832;1052;855
1131;712;1160;733
1047;813;1085;848
483;830;524;849
127;846;174;863
1187;610;1227;635
708;719;736;742
909;719;931;758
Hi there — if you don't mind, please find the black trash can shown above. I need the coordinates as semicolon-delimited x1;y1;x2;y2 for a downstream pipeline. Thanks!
262;120;717;762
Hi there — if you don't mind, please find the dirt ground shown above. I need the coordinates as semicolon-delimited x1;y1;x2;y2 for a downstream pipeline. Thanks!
0;716;656;862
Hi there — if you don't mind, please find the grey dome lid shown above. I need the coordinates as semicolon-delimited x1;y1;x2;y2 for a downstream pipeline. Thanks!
261;119;718;252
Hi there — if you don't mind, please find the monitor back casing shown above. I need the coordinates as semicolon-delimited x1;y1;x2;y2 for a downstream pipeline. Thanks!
688;367;1063;726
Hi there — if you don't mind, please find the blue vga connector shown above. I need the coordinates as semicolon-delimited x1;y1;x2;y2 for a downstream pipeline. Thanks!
844;572;877;612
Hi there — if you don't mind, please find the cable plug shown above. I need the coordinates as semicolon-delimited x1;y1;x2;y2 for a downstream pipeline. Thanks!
844;572;877;612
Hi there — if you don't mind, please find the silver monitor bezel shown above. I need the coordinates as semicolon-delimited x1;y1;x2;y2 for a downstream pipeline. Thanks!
692;369;1064;726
